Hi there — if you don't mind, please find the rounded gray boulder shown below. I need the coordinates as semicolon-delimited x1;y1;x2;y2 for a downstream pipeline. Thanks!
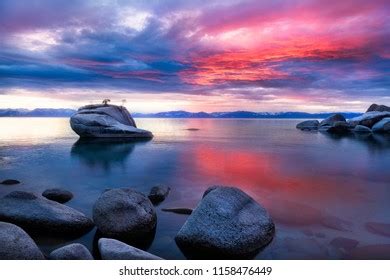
49;243;93;260
353;125;372;134
320;114;346;127
0;191;94;236
175;186;275;258
70;104;153;139
98;238;162;260
348;111;390;128
296;120;319;131
0;222;44;260
93;188;157;240
319;121;350;134
372;118;390;133
148;185;171;204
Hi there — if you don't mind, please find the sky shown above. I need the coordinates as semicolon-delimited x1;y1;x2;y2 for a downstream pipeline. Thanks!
0;0;389;112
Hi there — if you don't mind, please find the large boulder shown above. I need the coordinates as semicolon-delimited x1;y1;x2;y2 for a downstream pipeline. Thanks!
93;188;157;240
70;104;153;139
319;114;346;127
366;104;390;112
0;191;94;236
348;111;390;128
175;186;275;258
372;118;390;133
98;238;162;260
296;120;319;131
49;243;93;260
42;188;73;203
0;222;44;260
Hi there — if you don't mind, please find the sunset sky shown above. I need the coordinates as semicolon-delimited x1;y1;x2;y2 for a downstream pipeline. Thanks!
0;0;389;112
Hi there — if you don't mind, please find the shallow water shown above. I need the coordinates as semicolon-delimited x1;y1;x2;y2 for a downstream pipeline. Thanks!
0;117;389;259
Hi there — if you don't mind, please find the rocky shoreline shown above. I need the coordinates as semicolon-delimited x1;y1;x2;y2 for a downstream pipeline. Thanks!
0;183;275;260
296;104;390;134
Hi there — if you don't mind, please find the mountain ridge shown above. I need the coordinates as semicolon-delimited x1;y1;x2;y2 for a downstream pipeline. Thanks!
0;108;362;119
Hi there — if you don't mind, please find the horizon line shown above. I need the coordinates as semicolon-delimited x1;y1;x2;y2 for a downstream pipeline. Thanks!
0;107;366;115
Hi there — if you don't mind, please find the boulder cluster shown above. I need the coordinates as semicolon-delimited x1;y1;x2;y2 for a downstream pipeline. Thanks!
0;182;275;260
296;104;390;134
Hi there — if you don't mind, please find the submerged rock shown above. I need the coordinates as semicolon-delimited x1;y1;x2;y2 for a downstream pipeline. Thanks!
372;118;390;133
162;208;193;215
148;185;171;204
0;179;20;185
175;186;275;258
347;244;390;260
320;215;353;232
98;238;162;260
0;222;44;260
284;237;328;259
329;237;359;251
49;243;93;260
93;188;157;240
42;188;73;203
296;120;319;131
320;114;346;127
70;104;153;139
0;191;93;235
353;125;372;134
365;222;390;237
266;199;322;226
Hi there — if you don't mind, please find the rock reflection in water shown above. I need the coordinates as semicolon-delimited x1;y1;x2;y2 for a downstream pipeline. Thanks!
70;138;151;171
320;131;390;149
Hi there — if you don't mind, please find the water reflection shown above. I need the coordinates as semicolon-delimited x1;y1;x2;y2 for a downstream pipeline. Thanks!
320;131;390;150
33;228;97;256
70;138;151;171
1;118;390;259
184;145;366;229
176;241;263;260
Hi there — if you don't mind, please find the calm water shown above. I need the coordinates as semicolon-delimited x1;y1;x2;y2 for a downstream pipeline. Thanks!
1;118;390;259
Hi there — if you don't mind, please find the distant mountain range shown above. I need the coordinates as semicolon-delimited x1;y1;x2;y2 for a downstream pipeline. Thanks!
0;108;362;119
0;108;76;117
132;110;362;119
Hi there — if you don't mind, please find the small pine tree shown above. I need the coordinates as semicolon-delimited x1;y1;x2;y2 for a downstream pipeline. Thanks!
102;99;111;105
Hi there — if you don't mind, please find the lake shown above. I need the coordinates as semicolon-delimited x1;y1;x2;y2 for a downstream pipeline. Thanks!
0;117;390;259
